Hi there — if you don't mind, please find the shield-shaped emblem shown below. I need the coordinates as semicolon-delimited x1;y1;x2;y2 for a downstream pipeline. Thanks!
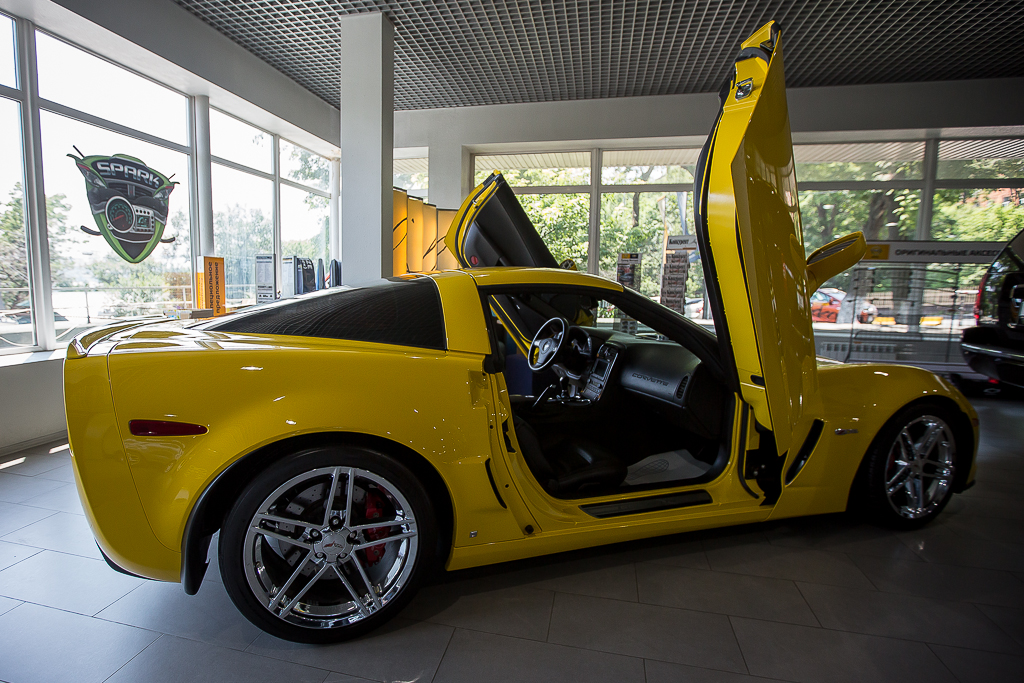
69;152;178;264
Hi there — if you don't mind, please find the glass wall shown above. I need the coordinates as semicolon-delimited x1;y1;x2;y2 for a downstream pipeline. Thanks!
474;137;1024;330
0;97;31;349
0;14;15;89
474;151;590;187
1;11;339;355
40;111;193;336
211;164;272;306
393;155;427;198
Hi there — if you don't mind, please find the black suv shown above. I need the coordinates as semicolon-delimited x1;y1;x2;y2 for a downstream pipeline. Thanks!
962;228;1024;387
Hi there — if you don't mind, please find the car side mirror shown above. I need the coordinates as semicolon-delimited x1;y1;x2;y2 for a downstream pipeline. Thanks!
806;232;867;292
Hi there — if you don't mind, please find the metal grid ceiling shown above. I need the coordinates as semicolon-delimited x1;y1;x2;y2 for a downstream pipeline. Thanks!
173;1;1024;111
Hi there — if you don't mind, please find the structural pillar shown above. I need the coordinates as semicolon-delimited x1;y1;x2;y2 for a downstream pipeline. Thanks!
192;95;215;265
329;157;341;262
340;12;394;282
428;135;470;210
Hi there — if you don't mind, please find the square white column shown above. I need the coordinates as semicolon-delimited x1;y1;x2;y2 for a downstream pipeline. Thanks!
340;12;394;282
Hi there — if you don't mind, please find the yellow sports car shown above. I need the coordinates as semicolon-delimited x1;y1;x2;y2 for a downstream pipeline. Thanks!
64;22;977;643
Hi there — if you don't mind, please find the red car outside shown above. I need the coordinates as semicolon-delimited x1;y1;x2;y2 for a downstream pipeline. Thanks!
811;288;877;323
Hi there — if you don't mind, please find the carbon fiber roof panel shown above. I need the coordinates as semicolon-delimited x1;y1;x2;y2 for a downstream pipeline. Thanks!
207;277;447;350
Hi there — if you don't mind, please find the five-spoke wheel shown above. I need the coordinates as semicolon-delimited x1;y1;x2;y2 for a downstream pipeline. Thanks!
220;446;436;642
860;403;961;529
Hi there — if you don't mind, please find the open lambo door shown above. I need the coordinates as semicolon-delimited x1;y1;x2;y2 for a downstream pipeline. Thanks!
694;21;864;474
445;173;593;352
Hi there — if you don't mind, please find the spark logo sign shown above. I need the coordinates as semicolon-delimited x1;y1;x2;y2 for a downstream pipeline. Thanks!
70;150;179;264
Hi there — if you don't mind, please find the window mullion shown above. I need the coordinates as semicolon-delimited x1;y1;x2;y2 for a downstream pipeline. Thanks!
588;148;601;275
273;133;282;291
16;18;54;350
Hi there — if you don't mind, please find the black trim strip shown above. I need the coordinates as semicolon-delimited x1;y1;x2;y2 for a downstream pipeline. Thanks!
785;419;825;485
580;490;713;519
736;403;760;500
484;459;507;509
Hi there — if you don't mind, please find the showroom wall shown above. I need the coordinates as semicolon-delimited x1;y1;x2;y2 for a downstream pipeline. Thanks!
1;0;1022;453
0;0;341;453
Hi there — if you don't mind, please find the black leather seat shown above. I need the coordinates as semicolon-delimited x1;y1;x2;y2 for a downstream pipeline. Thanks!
513;416;626;498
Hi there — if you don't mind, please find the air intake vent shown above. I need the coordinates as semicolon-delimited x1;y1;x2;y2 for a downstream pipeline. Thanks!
676;375;690;399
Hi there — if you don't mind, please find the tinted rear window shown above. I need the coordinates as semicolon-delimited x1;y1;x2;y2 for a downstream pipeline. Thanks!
204;277;446;350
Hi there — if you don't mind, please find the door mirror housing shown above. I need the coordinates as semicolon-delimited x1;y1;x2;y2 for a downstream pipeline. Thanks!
806;232;867;292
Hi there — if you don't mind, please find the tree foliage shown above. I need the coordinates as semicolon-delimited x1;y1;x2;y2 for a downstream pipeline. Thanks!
0;184;75;308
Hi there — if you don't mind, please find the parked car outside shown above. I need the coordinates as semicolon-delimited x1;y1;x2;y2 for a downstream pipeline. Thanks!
810;287;877;323
961;228;1024;387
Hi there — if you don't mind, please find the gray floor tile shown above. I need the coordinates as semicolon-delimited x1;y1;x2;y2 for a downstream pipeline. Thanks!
0;472;66;503
35;462;76;483
956;496;1024;521
403;581;554;640
960;477;1021;501
432;628;646;683
0;501;57;536
731;616;957;683
703;541;875;589
0;453;67;476
897;523;1024;571
765;515;922;562
630;536;710;570
644;660;787;683
976;603;1024;647
547;592;746;673
0;602;158;683
0;594;20;617
247;617;453;682
97;575;262;650
0;539;40;571
322;674;375;683
636;563;819;626
851;554;1024;608
106;634;329;683
19;482;85;515
797;582;1021;653
0;510;102;559
0;549;144;615
928;644;1024;683
502;554;640;601
937;510;1024;545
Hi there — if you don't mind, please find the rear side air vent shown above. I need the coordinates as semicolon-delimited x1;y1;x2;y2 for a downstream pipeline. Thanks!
676;375;690;399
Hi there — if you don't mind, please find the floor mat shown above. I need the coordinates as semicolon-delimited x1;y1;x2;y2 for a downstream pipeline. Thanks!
624;449;711;486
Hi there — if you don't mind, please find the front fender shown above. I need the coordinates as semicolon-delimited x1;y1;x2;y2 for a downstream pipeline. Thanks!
768;363;978;520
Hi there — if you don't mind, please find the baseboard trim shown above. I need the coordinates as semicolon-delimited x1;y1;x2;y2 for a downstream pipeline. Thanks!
0;430;69;459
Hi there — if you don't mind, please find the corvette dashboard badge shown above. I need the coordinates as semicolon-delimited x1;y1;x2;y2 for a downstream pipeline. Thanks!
69;149;178;264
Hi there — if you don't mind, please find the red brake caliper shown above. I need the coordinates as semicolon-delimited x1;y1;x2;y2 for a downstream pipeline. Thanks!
359;490;389;566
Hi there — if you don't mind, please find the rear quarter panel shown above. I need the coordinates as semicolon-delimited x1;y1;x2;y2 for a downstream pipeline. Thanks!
769;362;978;520
106;333;526;567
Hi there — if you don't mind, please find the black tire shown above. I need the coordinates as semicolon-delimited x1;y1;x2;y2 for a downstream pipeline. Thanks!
859;402;962;530
219;444;437;643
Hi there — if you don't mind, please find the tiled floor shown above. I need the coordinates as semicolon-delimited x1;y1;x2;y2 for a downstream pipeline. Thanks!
0;398;1021;683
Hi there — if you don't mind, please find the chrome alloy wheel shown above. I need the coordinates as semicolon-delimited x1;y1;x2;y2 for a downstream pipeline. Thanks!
883;415;956;520
243;466;419;629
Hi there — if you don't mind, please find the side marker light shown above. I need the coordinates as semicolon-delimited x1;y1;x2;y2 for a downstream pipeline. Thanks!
129;420;208;437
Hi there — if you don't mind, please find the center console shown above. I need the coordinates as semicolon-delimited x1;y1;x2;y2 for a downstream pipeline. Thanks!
581;344;618;401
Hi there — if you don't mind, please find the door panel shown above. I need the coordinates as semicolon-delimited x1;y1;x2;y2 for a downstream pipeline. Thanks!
701;21;820;457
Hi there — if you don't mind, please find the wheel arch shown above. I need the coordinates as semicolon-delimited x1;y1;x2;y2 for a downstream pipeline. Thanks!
181;431;455;595
847;394;976;511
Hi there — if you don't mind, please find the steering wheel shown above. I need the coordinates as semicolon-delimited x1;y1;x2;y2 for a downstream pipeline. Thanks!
528;317;569;371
